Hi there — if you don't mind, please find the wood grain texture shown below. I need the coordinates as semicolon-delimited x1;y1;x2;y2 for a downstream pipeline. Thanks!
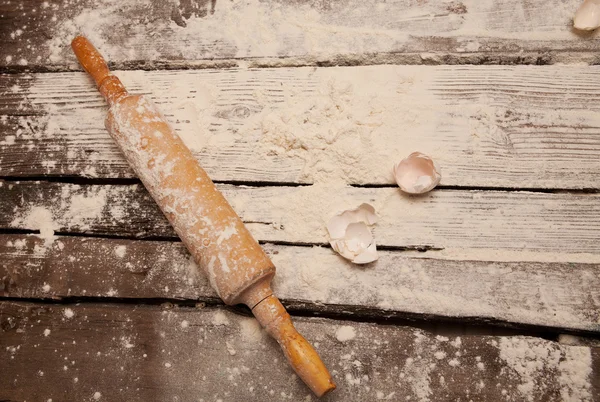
1;0;600;70
559;335;600;347
1;2;599;399
1;180;599;259
1;302;598;402
1;66;600;188
1;234;599;332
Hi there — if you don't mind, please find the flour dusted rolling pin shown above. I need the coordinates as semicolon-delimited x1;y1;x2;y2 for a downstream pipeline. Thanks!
71;36;335;397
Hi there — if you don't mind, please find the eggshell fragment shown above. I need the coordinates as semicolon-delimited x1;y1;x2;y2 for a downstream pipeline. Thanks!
393;152;441;194
326;204;378;264
574;0;600;31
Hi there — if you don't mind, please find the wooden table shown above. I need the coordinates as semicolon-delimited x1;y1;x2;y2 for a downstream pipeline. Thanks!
1;0;599;400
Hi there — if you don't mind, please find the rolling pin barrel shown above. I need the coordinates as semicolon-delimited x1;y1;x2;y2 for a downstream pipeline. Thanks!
71;36;335;397
105;93;276;306
73;36;274;304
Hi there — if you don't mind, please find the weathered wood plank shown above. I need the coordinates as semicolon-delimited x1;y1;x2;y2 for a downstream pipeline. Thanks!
2;234;599;333
1;181;599;259
2;66;600;188
559;335;600;348
0;302;597;401
1;0;599;70
0;234;213;302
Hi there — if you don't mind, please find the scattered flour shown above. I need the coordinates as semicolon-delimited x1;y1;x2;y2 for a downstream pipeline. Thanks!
335;325;356;342
498;337;562;400
120;336;134;349
7;184;124;258
43;329;51;337
252;75;391;184
63;308;75;319
66;188;108;228
226;341;237;356
114;245;126;258
93;392;101;400
239;317;264;343
212;311;230;326
11;206;56;244
9;185;109;245
399;332;433;401
32;0;586;67
558;347;593;402
497;337;593;402
42;0;405;64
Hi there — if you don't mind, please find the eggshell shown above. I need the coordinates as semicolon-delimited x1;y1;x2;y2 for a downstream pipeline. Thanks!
326;204;378;264
393;152;441;194
574;0;600;31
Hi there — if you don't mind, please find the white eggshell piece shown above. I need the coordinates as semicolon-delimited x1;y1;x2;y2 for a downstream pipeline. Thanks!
393;152;441;194
326;203;377;238
574;0;600;30
344;223;373;254
352;242;378;264
326;204;378;264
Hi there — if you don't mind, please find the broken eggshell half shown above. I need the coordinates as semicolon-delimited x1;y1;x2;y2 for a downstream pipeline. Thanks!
326;203;378;264
393;152;441;194
574;0;600;31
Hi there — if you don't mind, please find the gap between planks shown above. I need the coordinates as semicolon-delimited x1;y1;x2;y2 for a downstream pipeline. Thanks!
2;175;600;195
0;295;565;341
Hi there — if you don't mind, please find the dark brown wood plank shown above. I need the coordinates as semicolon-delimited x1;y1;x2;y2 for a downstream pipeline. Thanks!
0;234;214;302
1;302;597;401
1;0;599;71
1;180;599;258
1;234;599;333
2;66;600;188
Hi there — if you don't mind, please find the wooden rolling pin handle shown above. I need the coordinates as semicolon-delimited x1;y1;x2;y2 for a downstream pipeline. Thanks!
71;35;127;105
247;284;336;397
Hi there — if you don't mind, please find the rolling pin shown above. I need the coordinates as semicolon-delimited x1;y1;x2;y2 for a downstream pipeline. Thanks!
71;36;335;397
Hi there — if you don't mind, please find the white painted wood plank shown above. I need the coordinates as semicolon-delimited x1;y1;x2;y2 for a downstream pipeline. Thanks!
270;245;600;333
2;234;598;332
1;181;599;260
2;65;600;188
1;0;599;69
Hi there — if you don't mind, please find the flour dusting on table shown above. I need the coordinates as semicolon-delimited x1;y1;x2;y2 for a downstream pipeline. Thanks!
497;337;593;402
335;326;356;342
42;0;404;64
3;0;585;67
9;185;112;251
